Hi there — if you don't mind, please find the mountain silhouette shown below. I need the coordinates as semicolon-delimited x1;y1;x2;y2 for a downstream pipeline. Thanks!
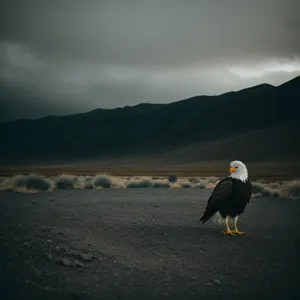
0;76;299;165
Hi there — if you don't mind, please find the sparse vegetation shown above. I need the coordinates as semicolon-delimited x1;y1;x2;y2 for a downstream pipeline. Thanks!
261;190;271;197
55;175;75;189
180;181;192;188
0;173;298;198
189;177;200;183
10;174;51;191
152;179;171;188
12;175;28;189
93;175;112;188
194;179;210;189
127;178;153;188
0;177;13;191
24;174;50;191
111;176;127;188
280;180;300;200
205;182;216;189
194;183;205;189
207;176;219;183
268;183;279;189
171;182;181;189
84;182;94;189
168;175;178;183
272;191;280;198
252;182;266;194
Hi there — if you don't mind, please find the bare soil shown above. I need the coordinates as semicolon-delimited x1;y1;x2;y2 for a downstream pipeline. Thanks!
0;189;299;300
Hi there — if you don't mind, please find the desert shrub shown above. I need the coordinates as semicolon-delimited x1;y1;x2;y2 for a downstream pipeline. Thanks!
83;175;94;182
93;175;112;188
75;176;93;189
281;180;300;199
268;183;279;189
180;181;192;188
272;191;280;198
10;174;50;191
261;190;271;197
171;182;181;189
0;177;13;191
72;176;83;188
205;182;216;189
207;176;219;183
23;173;50;191
194;183;205;189
84;182;94;189
152;179;171;188
193;178;210;189
12;175;28;188
127;178;153;188
189;177;200;183
252;182;266;194
168;175;178;183
55;175;75;189
111;176;127;188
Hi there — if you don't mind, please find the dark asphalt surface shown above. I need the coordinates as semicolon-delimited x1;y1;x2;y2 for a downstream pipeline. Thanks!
0;188;299;300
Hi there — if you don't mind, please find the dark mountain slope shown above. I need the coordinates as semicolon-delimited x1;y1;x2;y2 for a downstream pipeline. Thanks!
0;76;299;165
151;122;300;163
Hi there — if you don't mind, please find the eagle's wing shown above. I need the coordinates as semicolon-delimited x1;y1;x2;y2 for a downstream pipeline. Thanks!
199;179;233;224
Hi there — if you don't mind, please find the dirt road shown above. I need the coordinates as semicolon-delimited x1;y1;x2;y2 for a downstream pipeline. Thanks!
0;189;299;300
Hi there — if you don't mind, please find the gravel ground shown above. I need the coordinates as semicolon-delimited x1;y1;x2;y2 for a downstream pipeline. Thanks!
0;188;299;300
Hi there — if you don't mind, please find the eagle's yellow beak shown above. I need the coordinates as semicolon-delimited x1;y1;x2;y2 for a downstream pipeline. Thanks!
230;167;235;173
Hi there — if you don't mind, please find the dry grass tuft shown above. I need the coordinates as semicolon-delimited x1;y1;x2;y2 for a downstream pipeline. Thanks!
252;182;266;194
268;183;279;189
1;172;298;198
193;179;210;189
127;177;153;188
93;174;112;188
171;182;181;189
207;176;219;184
180;181;192;188
0;177;13;191
205;182;216;189
189;177;200;183
55;175;76;189
152;179;171;188
111;176;128;188
280;179;300;200
249;179;300;200
6;173;51;192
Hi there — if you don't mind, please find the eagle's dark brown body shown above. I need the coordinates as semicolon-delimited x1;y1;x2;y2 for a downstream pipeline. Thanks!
200;177;252;224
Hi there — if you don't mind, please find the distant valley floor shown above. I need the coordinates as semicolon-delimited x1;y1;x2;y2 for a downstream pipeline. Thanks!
1;159;300;180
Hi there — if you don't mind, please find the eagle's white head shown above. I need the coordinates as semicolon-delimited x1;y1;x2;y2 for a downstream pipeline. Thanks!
229;160;248;182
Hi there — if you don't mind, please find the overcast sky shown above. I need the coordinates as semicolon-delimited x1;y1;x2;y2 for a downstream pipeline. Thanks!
0;0;299;121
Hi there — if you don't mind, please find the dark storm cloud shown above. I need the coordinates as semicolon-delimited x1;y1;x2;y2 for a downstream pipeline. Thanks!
0;0;299;121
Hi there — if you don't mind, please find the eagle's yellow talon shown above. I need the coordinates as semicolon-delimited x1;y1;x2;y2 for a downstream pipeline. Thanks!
223;230;236;236
231;229;245;236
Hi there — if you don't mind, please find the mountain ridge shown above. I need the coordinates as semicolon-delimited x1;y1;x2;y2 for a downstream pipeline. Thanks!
0;75;299;165
0;80;283;124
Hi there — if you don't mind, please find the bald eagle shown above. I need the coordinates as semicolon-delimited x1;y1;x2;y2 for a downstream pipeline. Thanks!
199;161;252;235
